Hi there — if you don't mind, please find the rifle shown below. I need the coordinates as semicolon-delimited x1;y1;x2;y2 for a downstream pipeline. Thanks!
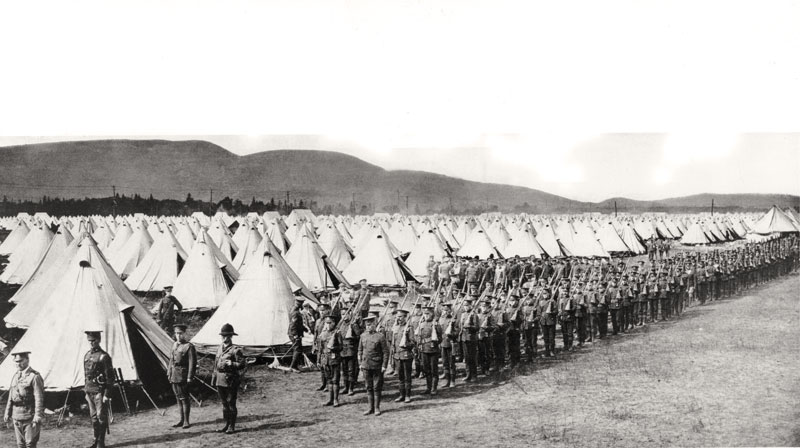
398;291;425;348
114;368;132;415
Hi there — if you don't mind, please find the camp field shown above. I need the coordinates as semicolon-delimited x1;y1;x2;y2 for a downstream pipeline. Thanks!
0;269;797;447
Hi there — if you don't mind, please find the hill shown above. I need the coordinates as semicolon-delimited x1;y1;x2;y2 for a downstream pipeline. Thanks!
0;139;796;213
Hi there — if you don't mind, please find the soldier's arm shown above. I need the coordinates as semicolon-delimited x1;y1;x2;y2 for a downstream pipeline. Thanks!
357;337;364;365
4;379;11;421
33;373;45;422
380;335;389;369
188;345;197;380
103;354;115;397
173;296;183;312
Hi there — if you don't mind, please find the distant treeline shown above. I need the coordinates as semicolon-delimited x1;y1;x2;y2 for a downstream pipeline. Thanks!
0;193;786;218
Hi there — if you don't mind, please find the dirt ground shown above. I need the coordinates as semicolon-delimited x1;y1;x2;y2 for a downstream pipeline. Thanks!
0;268;797;447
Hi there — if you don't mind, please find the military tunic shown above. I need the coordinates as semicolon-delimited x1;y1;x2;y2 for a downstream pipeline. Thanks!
5;366;44;448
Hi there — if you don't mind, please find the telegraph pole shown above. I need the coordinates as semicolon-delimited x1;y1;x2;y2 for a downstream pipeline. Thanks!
711;198;714;216
406;195;409;214
614;200;617;217
112;185;117;217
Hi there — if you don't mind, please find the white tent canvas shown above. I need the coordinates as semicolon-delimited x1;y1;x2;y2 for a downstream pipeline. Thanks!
342;231;415;286
0;224;55;285
172;229;240;311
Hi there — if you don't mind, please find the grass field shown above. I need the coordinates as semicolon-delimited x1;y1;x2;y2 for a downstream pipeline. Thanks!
0;265;797;447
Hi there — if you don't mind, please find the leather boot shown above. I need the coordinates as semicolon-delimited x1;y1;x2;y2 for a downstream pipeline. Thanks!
374;391;382;416
394;385;405;402
87;422;98;448
342;380;350;395
226;411;236;434
216;411;230;433
317;372;327;391
363;391;374;415
97;423;107;448
432;376;439;395
449;368;456;387
172;399;185;428
424;376;432;395
333;385;340;407
443;371;451;388
324;387;334;406
348;381;356;396
404;387;412;403
183;400;191;429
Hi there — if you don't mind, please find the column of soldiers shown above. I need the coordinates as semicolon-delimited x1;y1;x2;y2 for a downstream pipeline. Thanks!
306;235;799;407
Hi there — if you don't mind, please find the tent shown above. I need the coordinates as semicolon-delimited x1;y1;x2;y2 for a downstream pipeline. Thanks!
172;229;240;311
191;249;300;356
750;206;800;234
124;228;189;292
0;234;173;391
284;230;350;292
109;222;154;277
503;225;546;258
231;225;264;271
618;223;646;254
405;229;450;276
457;226;502;259
0;224;56;285
680;222;713;245
596;222;632;254
342;230;416;286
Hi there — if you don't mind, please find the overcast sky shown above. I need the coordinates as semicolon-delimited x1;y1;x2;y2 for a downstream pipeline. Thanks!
0;1;798;202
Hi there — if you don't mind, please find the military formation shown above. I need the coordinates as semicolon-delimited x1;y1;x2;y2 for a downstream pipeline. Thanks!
3;236;797;446
303;235;799;416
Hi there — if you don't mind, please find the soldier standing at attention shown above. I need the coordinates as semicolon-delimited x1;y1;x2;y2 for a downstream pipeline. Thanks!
157;286;183;333
4;351;44;448
288;297;306;373
505;294;523;368
521;291;540;362
313;303;332;391
318;316;343;407
538;289;557;357
437;302;458;387
213;324;246;435
84;331;114;448
339;308;362;396
392;310;415;403
459;299;479;382
167;324;196;429
416;306;443;395
358;315;389;415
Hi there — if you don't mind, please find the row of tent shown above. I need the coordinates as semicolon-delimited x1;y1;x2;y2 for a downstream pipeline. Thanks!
0;206;797;392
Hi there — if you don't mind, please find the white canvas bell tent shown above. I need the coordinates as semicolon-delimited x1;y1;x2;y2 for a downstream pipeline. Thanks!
596;222;632;254
0;235;173;391
191;250;299;356
0;223;56;285
284;230;350;292
533;221;563;258
0;220;30;255
172;229;240;312
91;221;116;251
317;224;354;271
342;231;416;286
680;221;713;245
503;225;546;258
618;223;646;254
405;229;450;276
457;226;502;259
750;205;800;234
109;222;153;278
104;219;133;258
123;227;189;292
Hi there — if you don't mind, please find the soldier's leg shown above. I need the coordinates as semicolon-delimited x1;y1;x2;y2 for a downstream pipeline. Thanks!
13;419;26;448
172;383;186;427
532;326;540;358
290;339;303;370
395;360;406;401
422;353;433;393
403;360;413;402
216;387;231;432
323;365;335;406
363;369;375;415
227;387;239;433
508;332;521;367
430;353;440;393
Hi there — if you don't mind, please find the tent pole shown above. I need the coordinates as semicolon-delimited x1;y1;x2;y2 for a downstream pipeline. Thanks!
140;385;165;416
193;375;218;394
56;389;70;427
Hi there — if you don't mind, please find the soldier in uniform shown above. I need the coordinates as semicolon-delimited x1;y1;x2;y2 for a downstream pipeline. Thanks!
318;316;343;407
391;310;415;403
288;297;306;373
312;303;332;391
647;273;659;321
157;286;183;333
573;286;588;346
558;287;575;352
539;289;557;357
353;279;373;318
477;299;496;374
596;284;609;338
167;324;196;429
506;294;523;368
458;299;479;382
358;315;389;415
658;273;670;321
492;297;508;374
416;306;443;395
521;290;540;362
213;324;246;434
84;331;114;448
339;308;362;396
4;351;44;448
438;302;458;387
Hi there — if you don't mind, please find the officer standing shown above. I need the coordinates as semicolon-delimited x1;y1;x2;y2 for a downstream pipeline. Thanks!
157;286;183;333
288;297;306;373
84;331;114;448
213;324;246;435
358;315;389;415
4;351;44;448
167;324;196;429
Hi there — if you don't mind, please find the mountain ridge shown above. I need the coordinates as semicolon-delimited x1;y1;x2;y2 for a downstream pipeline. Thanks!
0;140;796;213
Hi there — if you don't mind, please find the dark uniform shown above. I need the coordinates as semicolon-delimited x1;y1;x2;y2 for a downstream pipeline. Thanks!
458;303;479;381
358;318;389;415
477;303;495;374
5;353;44;448
415;313;442;394
157;292;183;332
167;332;196;429
539;293;557;357
84;338;114;448
288;299;305;371
318;320;343;407
391;311;415;402
213;325;246;434
339;314;362;395
522;294;540;362
438;306;458;387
